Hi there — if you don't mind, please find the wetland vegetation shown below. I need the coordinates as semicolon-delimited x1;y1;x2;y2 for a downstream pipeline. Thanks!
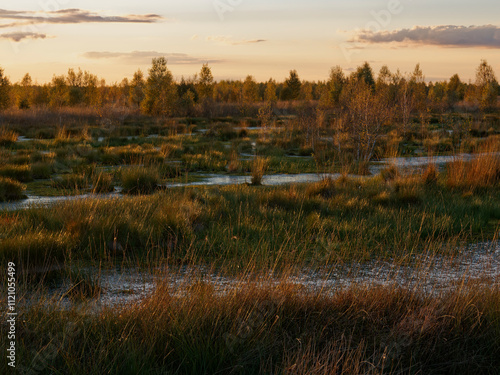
0;60;499;374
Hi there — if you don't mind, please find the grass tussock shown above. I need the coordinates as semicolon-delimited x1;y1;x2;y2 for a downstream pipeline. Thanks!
0;164;33;182
30;161;54;179
0;177;26;201
447;152;500;191
305;177;336;198
120;166;160;194
0;231;72;266
251;157;269;185
0;127;18;146
51;173;88;191
91;171;115;193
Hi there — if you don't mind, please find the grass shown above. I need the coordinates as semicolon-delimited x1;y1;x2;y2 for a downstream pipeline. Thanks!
0;112;499;374
91;171;115;193
31;161;54;179
51;173;89;191
0;177;27;201
120;166;160;194
1;163;498;268
251;157;269;185
5;279;500;374
446;151;500;191
0;164;33;182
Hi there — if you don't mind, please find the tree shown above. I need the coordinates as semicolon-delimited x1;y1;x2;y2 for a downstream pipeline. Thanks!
264;78;277;103
281;70;301;100
446;74;464;107
142;57;178;117
67;68;84;105
300;81;314;100
354;62;375;89
49;75;69;108
475;59;499;110
197;63;214;100
0;67;12;110
129;70;145;108
18;73;33;109
83;71;99;107
409;63;427;113
326;66;345;105
242;75;259;103
340;78;393;162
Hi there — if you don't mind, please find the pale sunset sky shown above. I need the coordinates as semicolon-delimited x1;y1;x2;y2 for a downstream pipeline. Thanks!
1;0;500;84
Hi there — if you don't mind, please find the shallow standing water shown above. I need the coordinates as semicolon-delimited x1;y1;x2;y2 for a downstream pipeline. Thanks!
1;152;497;212
38;241;499;311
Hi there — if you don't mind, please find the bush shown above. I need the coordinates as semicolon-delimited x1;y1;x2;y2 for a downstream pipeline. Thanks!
121;167;160;194
0;177;26;201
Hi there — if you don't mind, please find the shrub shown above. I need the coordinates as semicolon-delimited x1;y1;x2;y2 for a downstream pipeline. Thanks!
0;177;26;201
121;167;160;194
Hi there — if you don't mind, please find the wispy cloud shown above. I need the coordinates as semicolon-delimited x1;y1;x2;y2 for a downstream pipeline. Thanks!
352;25;500;48
0;31;47;41
206;36;267;46
82;51;221;65
0;8;163;28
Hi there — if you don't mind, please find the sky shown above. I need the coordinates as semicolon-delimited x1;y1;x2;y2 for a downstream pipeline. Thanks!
1;0;500;84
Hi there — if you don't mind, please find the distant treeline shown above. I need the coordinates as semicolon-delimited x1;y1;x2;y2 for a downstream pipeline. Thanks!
0;58;499;116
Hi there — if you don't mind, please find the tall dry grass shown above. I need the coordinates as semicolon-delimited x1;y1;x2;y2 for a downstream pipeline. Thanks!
447;140;500;190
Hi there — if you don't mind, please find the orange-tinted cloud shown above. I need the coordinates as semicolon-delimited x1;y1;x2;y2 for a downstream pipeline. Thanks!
353;25;500;48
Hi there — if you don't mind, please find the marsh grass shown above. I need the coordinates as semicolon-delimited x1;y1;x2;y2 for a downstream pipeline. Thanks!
91;171;115;193
251;157;269;185
120;166;160;194
447;151;500;191
182;150;228;172
0;127;18;146
0;177;26;201
51;173;89;191
6;278;500;374
2;163;497;268
0;164;33;182
0;231;72;267
30;161;54;179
